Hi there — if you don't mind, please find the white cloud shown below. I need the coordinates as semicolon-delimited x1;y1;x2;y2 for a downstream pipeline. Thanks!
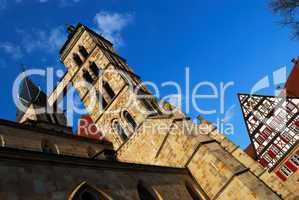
0;26;66;60
94;11;132;47
0;42;23;60
17;26;67;54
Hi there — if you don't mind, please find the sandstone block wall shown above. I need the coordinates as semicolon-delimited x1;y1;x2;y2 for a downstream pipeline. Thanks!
0;148;197;200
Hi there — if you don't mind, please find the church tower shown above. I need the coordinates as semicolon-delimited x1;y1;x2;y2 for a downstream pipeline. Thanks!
47;23;296;200
49;23;164;149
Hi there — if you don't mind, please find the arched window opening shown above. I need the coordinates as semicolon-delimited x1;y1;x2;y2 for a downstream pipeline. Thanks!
123;110;137;130
137;181;157;200
96;91;108;110
185;182;203;200
103;81;115;99
90;62;100;78
69;182;111;200
41;140;58;154
73;53;83;66
112;120;128;141
80;190;98;200
83;70;94;84
79;45;89;60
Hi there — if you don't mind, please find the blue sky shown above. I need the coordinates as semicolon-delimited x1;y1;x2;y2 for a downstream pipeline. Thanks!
0;0;298;149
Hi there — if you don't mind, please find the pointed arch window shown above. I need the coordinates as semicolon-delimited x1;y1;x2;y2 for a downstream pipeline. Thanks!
137;181;157;200
41;140;59;154
79;45;89;60
123;110;137;131
69;182;111;200
112;120;128;141
103;81;115;99
73;53;83;66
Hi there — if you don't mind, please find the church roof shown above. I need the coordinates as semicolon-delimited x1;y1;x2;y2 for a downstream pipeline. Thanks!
16;76;47;122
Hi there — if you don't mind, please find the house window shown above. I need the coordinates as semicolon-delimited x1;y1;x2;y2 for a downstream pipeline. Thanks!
103;81;115;99
41;140;58;154
281;131;292;142
281;165;293;177
262;127;273;137
271;145;280;154
79;45;89;60
96;91;108;110
73;53;83;66
83;70;94;84
286;102;297;113
112;120;128;141
291;154;299;167
255;135;265;145
123;110;137;130
90;62;100;77
137;181;157;200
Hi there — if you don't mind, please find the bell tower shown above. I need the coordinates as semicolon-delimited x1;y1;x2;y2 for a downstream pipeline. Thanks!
47;24;291;200
49;23;161;149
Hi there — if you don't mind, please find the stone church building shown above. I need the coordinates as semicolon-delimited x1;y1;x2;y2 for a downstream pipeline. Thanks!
0;24;297;199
